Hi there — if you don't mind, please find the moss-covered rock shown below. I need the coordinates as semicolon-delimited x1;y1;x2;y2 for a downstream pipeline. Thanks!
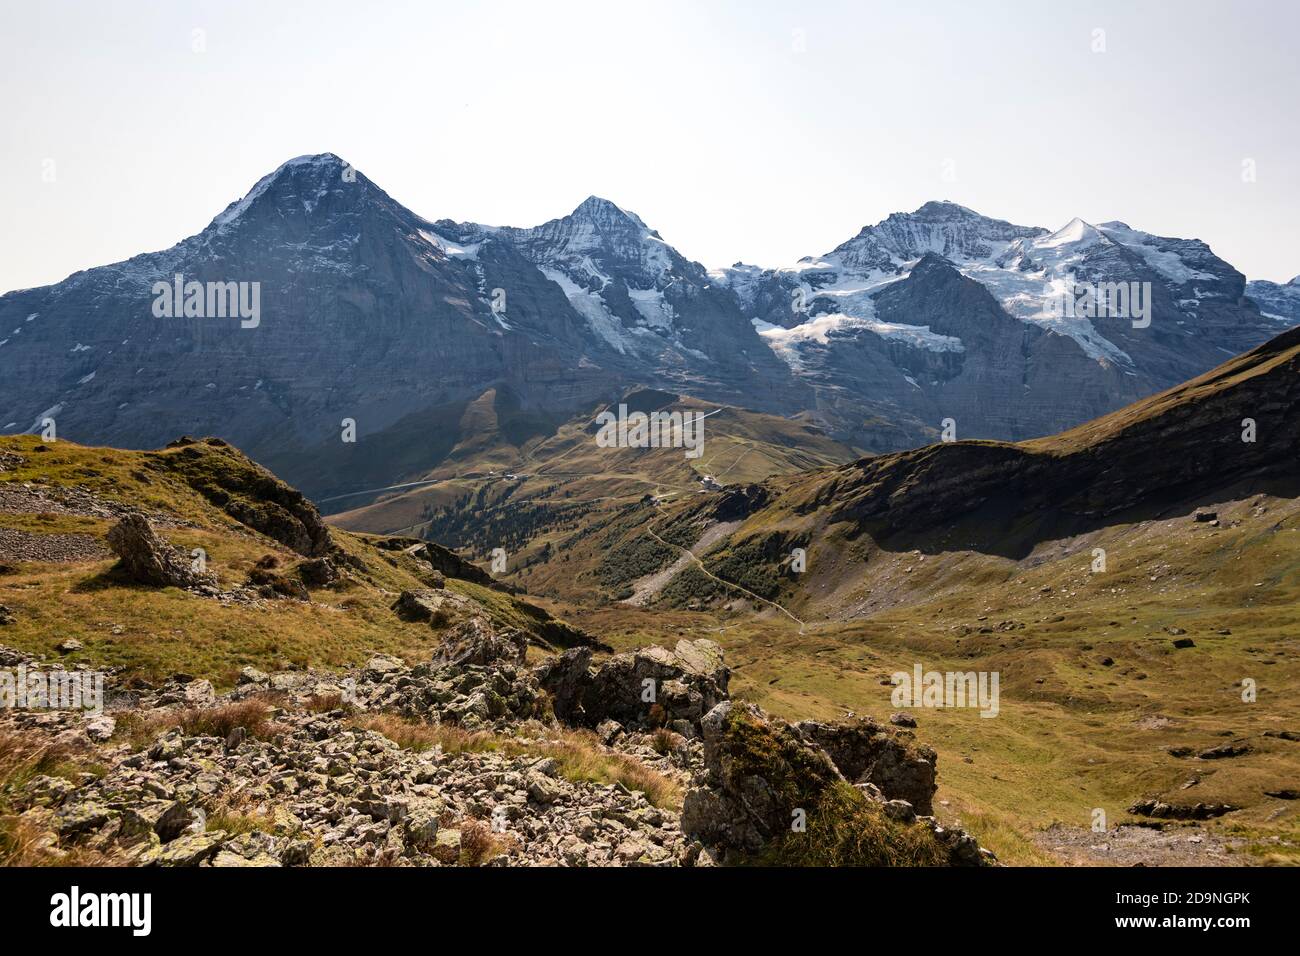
683;701;989;866
153;438;333;557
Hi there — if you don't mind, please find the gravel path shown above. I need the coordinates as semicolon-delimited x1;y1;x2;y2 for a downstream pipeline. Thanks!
0;481;180;525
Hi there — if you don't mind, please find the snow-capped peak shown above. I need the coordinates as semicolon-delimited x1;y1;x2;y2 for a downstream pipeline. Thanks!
908;200;986;220
569;195;654;233
1038;217;1107;249
827;202;1047;274
1095;221;1222;284
210;153;352;229
504;195;675;283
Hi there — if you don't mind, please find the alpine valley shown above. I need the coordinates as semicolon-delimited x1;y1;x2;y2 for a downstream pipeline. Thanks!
3;154;1300;870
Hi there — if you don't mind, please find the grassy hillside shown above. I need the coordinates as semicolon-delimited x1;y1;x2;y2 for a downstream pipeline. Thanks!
0;435;582;683
328;390;858;598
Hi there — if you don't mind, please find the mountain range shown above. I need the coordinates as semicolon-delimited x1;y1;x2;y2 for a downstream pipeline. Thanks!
0;152;1292;495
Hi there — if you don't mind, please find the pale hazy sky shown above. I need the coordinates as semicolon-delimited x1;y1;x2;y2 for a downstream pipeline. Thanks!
2;0;1297;295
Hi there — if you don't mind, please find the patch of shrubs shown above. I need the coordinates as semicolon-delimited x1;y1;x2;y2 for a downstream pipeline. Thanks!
658;565;725;607
596;535;676;589
706;539;783;600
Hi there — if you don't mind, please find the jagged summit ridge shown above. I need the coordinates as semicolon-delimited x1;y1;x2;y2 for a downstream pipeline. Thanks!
827;201;1047;272
0;153;795;479
1247;274;1300;324
569;195;657;234
0;152;1293;480
210;153;355;229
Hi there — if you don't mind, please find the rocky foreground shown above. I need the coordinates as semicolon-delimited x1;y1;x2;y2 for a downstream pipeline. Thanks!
1;615;993;867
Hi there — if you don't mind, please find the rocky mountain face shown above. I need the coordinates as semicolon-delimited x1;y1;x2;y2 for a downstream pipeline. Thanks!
0;156;806;495
0;155;641;493
435;197;805;412
717;202;1292;450
1;159;1292;490
822;324;1300;542
1248;276;1300;324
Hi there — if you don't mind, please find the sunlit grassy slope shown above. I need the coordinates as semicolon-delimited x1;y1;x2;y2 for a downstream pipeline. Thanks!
0;435;579;684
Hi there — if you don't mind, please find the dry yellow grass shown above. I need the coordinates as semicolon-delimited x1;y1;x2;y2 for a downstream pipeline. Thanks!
538;729;682;810
351;713;682;810
349;713;499;754
0;727;118;866
113;698;290;750
457;817;515;866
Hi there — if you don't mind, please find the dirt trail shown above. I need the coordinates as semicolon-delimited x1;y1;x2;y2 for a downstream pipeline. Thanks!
627;519;810;632
624;520;739;607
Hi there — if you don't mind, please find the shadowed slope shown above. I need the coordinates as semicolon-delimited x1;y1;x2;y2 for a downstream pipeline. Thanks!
776;325;1300;558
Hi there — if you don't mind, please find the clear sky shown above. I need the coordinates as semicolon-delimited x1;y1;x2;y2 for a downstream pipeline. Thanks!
2;0;1297;295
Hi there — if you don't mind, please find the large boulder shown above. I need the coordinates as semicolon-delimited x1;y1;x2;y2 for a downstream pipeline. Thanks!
432;617;527;668
682;701;991;866
105;514;218;590
536;639;729;733
391;587;472;625
682;701;841;856
792;719;938;814
297;557;340;589
534;648;593;724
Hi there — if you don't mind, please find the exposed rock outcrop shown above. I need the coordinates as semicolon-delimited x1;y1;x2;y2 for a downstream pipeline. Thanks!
536;639;729;734
403;539;506;591
297;556;340;589
392;587;466;625
681;701;992;866
157;438;333;557
535;648;593;724
1128;800;1240;820
431;617;527;669
792;718;938;814
340;619;543;729
105;514;218;591
1;629;985;868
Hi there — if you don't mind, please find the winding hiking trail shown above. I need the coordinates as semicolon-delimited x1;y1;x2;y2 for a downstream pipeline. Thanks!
632;519;810;632
623;520;738;608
